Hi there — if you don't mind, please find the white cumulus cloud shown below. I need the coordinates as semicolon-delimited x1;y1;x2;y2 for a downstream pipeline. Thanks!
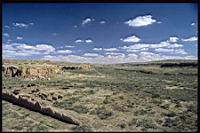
75;39;84;43
3;43;56;59
126;48;149;53
93;48;103;51
35;44;56;53
57;50;72;54
167;43;183;48
3;33;10;37
120;41;173;51
15;43;55;54
12;22;34;28
41;51;196;64
85;39;93;43
82;17;95;26
125;15;158;27
127;53;138;58
181;36;197;42
4;25;10;29
65;45;75;48
103;48;119;52
100;20;106;24
155;48;187;55
120;35;141;43
168;37;179;43
105;52;125;56
16;44;35;50
29;22;34;26
191;23;195;26
75;39;93;43
12;22;29;28
16;36;23;40
3;44;16;51
83;53;100;57
121;44;150;50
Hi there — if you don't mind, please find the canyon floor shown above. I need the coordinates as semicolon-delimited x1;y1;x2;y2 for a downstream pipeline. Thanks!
2;60;198;132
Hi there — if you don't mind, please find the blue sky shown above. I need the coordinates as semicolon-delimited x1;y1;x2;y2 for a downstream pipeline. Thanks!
3;3;198;64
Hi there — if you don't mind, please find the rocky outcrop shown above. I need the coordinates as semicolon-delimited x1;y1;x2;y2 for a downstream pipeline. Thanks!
2;92;80;125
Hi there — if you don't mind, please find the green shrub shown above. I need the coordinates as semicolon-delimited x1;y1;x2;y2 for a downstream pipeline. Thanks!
118;123;126;129
90;106;113;120
72;105;89;114
136;118;157;129
71;125;93;132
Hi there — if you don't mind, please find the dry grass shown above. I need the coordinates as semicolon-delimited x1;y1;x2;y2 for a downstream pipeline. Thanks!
2;59;198;132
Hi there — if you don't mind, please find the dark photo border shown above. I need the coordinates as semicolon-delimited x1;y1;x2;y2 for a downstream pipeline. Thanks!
1;0;199;132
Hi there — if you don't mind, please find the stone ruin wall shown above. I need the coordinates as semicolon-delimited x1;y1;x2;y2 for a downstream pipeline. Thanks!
2;91;80;125
2;64;93;79
2;65;62;79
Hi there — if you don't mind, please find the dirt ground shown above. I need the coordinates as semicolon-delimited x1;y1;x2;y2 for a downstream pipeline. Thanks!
2;60;198;132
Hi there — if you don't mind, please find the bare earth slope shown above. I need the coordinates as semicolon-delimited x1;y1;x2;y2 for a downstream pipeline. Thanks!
2;59;198;132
